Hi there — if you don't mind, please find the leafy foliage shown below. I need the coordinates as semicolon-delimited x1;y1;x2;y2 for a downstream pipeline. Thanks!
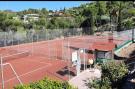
90;61;128;89
14;77;76;89
47;17;73;29
1;1;135;32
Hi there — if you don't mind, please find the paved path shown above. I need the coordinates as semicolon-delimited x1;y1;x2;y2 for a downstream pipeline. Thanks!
69;69;101;89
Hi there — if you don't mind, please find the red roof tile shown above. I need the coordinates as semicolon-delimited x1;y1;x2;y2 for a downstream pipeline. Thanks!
92;42;116;51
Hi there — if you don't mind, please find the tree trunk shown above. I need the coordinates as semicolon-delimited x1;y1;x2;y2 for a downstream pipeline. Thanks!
117;2;122;32
90;13;94;35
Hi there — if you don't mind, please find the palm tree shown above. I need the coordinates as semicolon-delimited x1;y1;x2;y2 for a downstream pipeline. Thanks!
116;1;127;32
106;1;117;33
96;1;102;33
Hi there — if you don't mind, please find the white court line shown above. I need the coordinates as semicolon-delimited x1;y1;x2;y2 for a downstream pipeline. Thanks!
30;56;67;62
9;57;51;65
26;58;52;64
0;56;53;84
2;50;30;58
5;55;57;65
0;62;52;84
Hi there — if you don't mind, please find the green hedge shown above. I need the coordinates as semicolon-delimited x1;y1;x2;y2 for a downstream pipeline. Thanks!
14;77;76;89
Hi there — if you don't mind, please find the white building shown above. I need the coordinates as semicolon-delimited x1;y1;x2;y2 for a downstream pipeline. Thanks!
12;16;20;20
22;14;40;23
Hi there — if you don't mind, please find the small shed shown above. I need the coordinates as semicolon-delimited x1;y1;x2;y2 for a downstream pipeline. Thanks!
92;42;116;63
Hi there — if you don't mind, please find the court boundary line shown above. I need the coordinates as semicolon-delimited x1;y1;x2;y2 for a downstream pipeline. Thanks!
2;50;30;58
10;57;52;65
0;55;68;84
0;62;52;84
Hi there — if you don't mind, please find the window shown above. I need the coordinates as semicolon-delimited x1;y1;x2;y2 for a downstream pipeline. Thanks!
97;51;105;59
97;51;112;59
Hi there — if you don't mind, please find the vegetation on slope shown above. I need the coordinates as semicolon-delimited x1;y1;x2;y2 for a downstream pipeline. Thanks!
0;1;135;33
89;61;128;89
14;77;76;89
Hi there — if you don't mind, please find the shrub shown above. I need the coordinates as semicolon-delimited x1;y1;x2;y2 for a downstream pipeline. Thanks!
14;77;76;89
90;61;128;89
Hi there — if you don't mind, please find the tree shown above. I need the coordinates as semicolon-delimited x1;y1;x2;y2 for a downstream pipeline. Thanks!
81;4;97;35
41;8;48;15
58;18;71;29
47;17;59;29
35;18;46;27
128;8;135;17
90;12;95;35
74;15;84;28
106;1;117;32
40;8;49;18
0;12;8;31
90;61;128;89
122;19;134;30
117;2;123;31
96;1;106;25
0;11;23;32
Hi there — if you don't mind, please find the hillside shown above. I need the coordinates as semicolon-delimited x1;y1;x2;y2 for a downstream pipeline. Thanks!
0;1;135;34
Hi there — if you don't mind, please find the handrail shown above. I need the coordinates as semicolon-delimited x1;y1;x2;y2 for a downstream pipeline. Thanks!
115;40;132;51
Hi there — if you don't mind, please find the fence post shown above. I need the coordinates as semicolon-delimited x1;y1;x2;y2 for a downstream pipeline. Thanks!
4;32;6;47
17;39;19;53
36;34;39;42
1;56;4;89
31;35;34;56
47;31;51;59
67;38;71;80
12;32;13;47
77;49;81;76
84;49;86;70
62;38;64;60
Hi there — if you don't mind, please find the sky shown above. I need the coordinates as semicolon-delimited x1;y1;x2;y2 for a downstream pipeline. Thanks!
0;1;90;12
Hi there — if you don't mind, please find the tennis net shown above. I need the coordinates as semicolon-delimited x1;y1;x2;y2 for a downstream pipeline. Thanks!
1;50;30;63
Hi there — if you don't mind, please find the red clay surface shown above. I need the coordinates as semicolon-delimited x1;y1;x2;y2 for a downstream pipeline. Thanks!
0;35;127;89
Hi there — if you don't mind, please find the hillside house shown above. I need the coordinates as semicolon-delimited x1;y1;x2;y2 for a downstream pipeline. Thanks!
21;14;40;23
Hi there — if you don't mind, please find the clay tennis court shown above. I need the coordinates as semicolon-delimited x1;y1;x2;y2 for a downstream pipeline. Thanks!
0;35;128;89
